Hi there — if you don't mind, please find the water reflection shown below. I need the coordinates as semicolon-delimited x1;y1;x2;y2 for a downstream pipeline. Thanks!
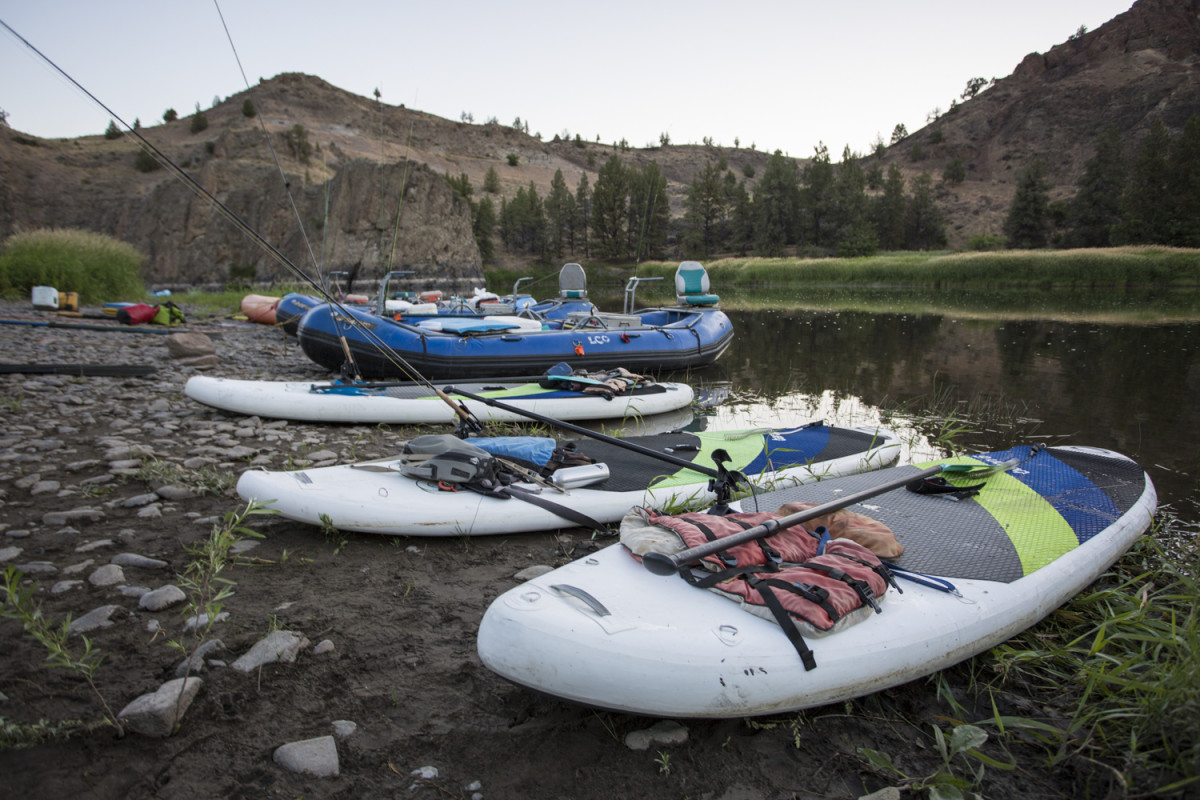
599;292;1200;521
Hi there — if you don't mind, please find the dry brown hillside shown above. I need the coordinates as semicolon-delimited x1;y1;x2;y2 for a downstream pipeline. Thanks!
1;0;1197;282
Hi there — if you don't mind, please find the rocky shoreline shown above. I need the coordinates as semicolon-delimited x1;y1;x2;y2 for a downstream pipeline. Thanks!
0;300;1095;799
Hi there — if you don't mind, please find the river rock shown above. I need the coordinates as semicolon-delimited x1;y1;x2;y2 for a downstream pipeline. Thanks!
232;630;309;673
273;735;339;777
119;677;202;738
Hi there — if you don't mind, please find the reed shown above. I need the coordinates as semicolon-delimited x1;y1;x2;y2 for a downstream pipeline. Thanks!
0;229;146;303
624;247;1200;290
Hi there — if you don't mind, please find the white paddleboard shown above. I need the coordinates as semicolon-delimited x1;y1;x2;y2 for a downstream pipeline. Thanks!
185;375;695;424
477;445;1157;717
237;425;902;536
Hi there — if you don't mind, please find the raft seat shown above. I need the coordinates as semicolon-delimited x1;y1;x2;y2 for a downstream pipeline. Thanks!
675;261;719;307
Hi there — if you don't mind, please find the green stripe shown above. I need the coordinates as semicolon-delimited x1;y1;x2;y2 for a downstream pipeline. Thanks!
479;383;547;400
917;455;1078;575
653;430;768;488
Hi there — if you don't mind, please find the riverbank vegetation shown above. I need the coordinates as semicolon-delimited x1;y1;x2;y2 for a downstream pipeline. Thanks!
0;229;145;304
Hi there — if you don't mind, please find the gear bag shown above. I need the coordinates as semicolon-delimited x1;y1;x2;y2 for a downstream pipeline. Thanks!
398;435;498;484
116;303;158;325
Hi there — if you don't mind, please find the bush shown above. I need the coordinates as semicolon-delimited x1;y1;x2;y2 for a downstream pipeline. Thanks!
285;124;312;163
943;157;966;184
134;148;160;173
190;110;208;134
0;229;146;303
966;233;1006;251
506;153;519;166
163;108;178;123
242;99;256;118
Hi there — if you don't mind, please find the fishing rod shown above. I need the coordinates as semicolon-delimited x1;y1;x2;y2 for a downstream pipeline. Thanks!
0;15;489;429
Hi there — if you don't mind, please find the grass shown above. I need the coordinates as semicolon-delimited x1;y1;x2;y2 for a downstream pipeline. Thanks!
980;519;1200;796
131;457;236;496
0;228;146;304
608;247;1200;291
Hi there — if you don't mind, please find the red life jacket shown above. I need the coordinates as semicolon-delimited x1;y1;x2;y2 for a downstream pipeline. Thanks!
627;508;897;671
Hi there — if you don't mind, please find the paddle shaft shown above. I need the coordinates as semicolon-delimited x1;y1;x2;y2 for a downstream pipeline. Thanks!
641;463;948;576
446;387;723;479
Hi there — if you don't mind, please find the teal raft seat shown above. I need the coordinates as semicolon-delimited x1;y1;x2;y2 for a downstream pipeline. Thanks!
675;261;719;307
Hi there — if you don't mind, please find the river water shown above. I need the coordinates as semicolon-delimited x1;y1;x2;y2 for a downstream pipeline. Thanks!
594;287;1200;522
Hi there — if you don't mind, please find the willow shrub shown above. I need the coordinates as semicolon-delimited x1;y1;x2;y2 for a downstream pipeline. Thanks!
0;228;146;303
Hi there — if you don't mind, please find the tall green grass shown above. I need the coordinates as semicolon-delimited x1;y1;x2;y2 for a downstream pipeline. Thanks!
983;519;1200;796
0;229;146;303
624;247;1200;289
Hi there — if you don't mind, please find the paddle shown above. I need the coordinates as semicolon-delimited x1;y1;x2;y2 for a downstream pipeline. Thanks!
640;456;1024;576
445;386;733;480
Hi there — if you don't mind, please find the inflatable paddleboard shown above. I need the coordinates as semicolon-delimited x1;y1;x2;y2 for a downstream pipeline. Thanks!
185;375;695;424
237;424;902;536
477;445;1157;717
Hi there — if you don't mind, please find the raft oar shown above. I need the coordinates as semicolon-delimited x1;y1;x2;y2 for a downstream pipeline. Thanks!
641;456;1025;576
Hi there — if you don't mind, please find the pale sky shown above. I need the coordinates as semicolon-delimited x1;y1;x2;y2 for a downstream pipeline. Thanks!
2;1;1136;159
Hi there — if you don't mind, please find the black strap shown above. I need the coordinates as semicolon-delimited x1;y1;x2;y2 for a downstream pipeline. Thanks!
691;519;739;568
752;581;817;671
796;562;881;614
499;485;609;535
755;576;843;625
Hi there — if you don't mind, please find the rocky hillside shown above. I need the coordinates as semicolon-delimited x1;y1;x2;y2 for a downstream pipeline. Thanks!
881;0;1200;242
1;0;1197;284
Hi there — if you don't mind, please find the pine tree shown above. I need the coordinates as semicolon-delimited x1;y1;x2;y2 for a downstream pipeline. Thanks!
573;173;591;257
544;169;573;260
833;146;876;256
627;162;669;262
754;150;802;255
1117;118;1172;244
1166;114;1200;246
483;166;501;194
473;196;496;262
801;143;835;247
1003;159;1051;248
726;178;754;256
907;173;947;250
1068;124;1125;247
683;162;727;257
590;155;627;260
875;164;907;250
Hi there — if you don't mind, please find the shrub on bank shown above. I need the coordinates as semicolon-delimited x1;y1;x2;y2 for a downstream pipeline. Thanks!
0;228;146;303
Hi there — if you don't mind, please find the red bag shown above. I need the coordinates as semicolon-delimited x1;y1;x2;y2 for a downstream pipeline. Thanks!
116;303;159;325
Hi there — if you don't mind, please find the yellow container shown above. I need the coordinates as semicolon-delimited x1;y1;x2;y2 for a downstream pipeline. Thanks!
58;291;79;312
